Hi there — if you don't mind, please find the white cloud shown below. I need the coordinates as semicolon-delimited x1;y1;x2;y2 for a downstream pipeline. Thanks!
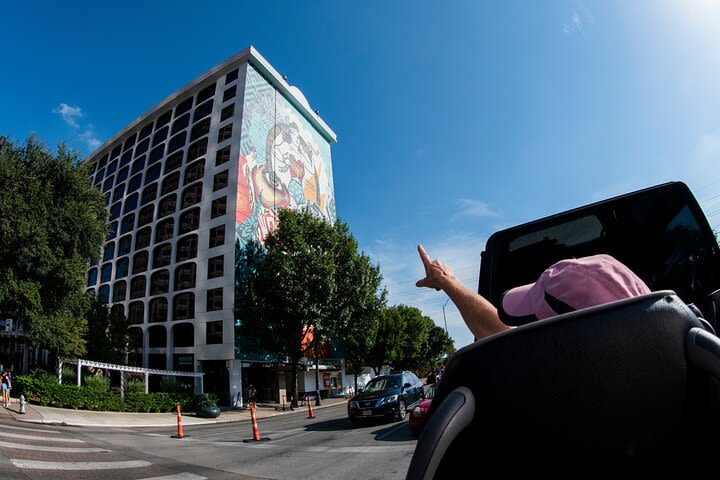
563;8;593;35
451;198;502;220
78;125;102;150
53;103;83;129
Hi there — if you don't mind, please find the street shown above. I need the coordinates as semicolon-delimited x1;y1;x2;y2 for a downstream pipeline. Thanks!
0;403;417;479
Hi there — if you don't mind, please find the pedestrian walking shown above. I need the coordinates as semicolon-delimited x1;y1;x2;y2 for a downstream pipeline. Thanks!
248;384;257;408
1;370;9;407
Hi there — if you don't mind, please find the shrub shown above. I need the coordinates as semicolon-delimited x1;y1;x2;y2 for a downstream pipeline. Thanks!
83;375;110;391
126;380;145;394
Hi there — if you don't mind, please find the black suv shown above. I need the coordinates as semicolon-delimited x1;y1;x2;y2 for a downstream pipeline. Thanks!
347;371;424;426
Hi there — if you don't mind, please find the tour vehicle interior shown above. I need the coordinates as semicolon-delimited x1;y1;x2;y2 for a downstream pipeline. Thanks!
407;181;720;478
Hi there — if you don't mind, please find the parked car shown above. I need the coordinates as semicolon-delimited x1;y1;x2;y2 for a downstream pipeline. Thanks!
408;383;436;435
347;371;424;427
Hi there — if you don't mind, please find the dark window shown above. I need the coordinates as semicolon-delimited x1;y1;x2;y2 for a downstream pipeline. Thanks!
110;202;122;221
161;172;180;196
123;193;138;214
148;326;166;348
176;97;193;117
123;133;136;151
116;166;129;183
104;192;111;207
215;146;231;166
131;155;146;175
107;221;118;241
135;137;150;156
149;145;165;165
213;170;229;191
222;85;236;102
157;110;172;128
211;196;227;219
193;100;213;123
158;194;177;218
120;150;133;168
181;182;202;208
206;320;223;344
141;183;158;205
133;251;148;274
150;270;170;295
129;301;144;324
155;218;174;243
127;173;142;194
112;183;126;203
103;242;115;262
174;263;196;290
121;214;135;234
145;163;161;184
135;227;151;250
138;204;154;227
197;83;216;103
87;268;98;286
190;118;211;142
184;159;205;185
171;113;190;135
107;160;118;176
94;168;105;185
209;225;225;248
176;234;198;262
98;154;109;169
110;145;121;159
187;138;207;162
116;257;129;278
179;207;200;234
113;281;127;302
208;255;224;279
217;123;232;143
153;243;172;268
173;293;195;320
99;285;110;303
139;122;153;140
206;287;223;311
168;131;186;154
118;235;132;256
164;151;183;174
225;68;238;84
173;323;194;347
220;104;234;122
149;298;168;323
130;276;146;299
103;177;114;193
101;264;113;283
88;162;97;175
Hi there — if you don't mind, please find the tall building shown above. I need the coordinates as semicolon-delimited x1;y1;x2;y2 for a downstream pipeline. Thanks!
83;47;338;405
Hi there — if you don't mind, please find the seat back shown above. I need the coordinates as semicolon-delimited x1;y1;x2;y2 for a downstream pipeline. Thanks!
407;292;720;478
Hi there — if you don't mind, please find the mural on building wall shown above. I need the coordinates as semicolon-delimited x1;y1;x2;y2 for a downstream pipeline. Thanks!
235;65;336;246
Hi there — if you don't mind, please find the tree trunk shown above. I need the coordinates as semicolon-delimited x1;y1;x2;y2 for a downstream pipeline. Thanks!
354;372;358;396
314;334;321;406
290;365;298;408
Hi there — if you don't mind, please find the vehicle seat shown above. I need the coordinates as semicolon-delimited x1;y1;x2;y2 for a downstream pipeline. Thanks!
407;291;720;478
700;288;720;332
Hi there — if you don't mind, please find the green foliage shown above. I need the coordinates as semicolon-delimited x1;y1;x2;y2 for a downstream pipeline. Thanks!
85;298;136;364
126;380;145;394
159;378;192;394
0;136;108;362
193;392;219;408
82;375;110;391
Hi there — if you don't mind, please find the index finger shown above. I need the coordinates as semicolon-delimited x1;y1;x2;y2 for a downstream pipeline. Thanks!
417;244;431;264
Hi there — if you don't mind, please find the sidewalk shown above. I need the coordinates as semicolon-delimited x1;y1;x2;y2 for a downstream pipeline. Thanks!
0;396;347;428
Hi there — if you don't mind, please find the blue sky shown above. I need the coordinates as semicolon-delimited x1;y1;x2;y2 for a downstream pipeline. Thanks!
3;1;720;349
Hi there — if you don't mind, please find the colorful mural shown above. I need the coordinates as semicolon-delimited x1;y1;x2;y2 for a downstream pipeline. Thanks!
235;65;336;246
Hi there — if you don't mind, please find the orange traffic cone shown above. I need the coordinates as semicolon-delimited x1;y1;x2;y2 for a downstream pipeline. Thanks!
306;394;316;419
172;402;185;439
242;403;270;442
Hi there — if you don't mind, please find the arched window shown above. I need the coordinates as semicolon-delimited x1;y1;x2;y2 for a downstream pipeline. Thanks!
173;323;194;348
127;327;143;366
107;221;118;241
184;159;205;185
181;182;202;208
148;325;167;348
103;242;115;262
158;194;177;218
121;213;135;234
155;218;174;243
101;264;113;283
118;234;132;256
149;297;168;323
150;269;170;295
115;257;129;279
130;276;146;299
133;251;148;274
87;268;98;286
129;301;144;324
153;243;172;269
123;193;138;214
99;285;110;303
138;204;154;227
135;227;151;250
113;281;127;302
174;263;196;291
116;165;129;183
173;293;195;320
179;207;200;234
141;183;158;205
176;234;198;262
112;183;125;203
161;172;180;196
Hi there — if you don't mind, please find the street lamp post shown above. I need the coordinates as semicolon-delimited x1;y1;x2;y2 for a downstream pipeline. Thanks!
442;298;449;335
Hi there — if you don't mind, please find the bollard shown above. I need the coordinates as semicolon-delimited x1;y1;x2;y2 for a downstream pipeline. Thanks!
19;394;26;414
171;402;185;439
242;403;270;442
306;394;316;419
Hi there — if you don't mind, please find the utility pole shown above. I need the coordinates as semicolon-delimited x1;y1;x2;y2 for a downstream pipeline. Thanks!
442;298;449;335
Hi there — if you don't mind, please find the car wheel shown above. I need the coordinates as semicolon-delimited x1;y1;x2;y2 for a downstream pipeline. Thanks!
396;400;407;421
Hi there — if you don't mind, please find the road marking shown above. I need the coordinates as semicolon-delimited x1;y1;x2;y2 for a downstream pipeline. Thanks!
0;431;84;442
1;424;62;434
140;474;207;480
10;459;152;470
376;421;409;440
266;431;314;444
0;440;110;452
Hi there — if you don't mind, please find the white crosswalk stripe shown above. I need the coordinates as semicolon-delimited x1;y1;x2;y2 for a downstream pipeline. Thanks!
1;424;62;434
0;431;83;442
140;474;207;480
10;459;152;470
0;439;110;452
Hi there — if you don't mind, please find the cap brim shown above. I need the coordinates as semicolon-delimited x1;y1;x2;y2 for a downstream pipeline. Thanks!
499;283;537;323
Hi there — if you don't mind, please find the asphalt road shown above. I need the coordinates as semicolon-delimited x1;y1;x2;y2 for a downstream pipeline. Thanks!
1;403;418;479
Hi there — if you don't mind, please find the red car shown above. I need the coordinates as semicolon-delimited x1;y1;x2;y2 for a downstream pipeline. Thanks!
408;383;436;434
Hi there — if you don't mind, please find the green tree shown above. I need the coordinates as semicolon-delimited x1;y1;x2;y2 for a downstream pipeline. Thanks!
366;305;408;375
420;323;455;372
0;136;107;374
86;297;137;365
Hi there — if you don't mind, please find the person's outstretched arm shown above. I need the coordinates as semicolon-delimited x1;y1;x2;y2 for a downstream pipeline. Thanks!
415;244;511;341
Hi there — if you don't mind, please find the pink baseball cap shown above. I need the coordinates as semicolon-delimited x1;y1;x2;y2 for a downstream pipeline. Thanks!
499;254;651;321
